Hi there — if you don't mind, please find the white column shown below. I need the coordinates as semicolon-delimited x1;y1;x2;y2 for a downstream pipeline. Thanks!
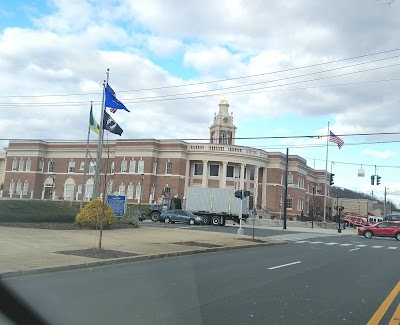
239;163;245;189
261;167;267;209
254;165;259;208
202;160;208;188
184;160;190;198
220;162;227;188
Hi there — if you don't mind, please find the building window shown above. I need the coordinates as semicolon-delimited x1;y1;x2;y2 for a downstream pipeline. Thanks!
152;160;157;174
316;185;322;195
9;180;15;194
110;161;115;174
38;159;44;172
209;164;219;177
25;159;31;172
136;184;142;200
68;160;75;173
163;186;170;198
194;163;203;176
119;184;125;195
78;184;82;194
165;161;172;175
287;197;293;209
85;183;93;198
64;184;74;199
249;166;255;181
23;181;29;195
127;184;134;199
129;160;136;173
12;158;18;171
107;181;113;195
287;173;293;184
18;159;24;171
15;180;22;195
138;160;144;174
150;185;155;202
226;165;234;178
89;161;96;174
121;159;127;173
48;160;55;173
221;132;228;144
80;161;85;170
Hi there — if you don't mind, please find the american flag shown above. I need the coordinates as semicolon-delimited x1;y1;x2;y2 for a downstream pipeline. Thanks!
329;131;344;149
110;108;117;113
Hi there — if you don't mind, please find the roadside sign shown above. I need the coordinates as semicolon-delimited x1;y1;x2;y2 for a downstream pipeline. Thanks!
107;195;127;217
252;209;257;220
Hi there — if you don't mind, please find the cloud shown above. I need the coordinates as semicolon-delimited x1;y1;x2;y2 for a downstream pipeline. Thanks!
361;149;395;159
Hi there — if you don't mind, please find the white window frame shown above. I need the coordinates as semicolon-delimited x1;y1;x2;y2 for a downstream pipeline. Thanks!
15;180;22;195
38;159;44;172
9;180;15;194
79;161;85;170
226;165;234;178
78;184;82;194
110;161;115;174
121;159;127;173
287;173;293;184
25;158;31;172
127;184;134;199
316;185;322;195
23;180;29;195
107;181;113;195
163;186;170;198
221;132;228;144
287;197;293;209
138;160;144;174
18;158;24;171
129;160;136;173
165;161;172;175
152;160;157;174
48;160;55;173
89;161;96;174
85;183;94;198
135;183;142;200
150;185;155;202
194;163;203;176
12;158;17;171
68;160;75;173
119;184;125;195
64;184;74;199
209;164;219;177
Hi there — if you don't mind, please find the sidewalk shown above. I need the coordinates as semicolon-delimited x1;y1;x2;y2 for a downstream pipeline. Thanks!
0;226;284;278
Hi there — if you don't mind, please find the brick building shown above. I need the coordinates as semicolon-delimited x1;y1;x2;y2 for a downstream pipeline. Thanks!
1;100;333;218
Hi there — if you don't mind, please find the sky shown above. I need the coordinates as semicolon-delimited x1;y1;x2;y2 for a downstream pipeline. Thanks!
1;0;400;206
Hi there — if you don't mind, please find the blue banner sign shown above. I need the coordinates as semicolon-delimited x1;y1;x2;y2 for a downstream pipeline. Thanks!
107;195;126;217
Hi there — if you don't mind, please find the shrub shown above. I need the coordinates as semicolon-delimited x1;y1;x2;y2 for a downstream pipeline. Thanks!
75;199;116;227
0;200;80;222
118;214;140;227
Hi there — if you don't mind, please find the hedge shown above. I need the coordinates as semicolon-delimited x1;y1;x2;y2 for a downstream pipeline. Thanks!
0;200;83;222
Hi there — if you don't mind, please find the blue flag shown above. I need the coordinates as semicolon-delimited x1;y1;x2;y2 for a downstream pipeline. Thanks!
104;84;130;113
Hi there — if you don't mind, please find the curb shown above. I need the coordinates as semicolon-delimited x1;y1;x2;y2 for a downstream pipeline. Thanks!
0;241;286;279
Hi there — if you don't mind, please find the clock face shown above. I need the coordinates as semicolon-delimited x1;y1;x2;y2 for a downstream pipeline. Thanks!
223;117;229;124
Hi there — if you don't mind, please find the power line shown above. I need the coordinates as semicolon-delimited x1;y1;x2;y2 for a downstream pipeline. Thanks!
1;48;400;99
2;62;400;108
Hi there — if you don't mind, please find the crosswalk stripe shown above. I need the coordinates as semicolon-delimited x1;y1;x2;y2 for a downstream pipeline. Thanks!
356;244;367;247
295;241;310;243
325;242;339;245
309;241;324;244
371;245;383;248
387;247;398;250
340;244;353;246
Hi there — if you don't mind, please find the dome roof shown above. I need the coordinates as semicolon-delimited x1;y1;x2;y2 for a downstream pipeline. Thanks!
219;99;229;106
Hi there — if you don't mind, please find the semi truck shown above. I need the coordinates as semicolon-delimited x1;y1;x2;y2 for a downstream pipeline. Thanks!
149;187;249;226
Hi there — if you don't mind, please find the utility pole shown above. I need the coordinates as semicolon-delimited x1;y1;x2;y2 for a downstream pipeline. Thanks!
337;195;341;233
283;148;289;230
383;186;387;218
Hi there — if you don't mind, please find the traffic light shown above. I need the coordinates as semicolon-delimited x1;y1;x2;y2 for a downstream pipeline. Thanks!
243;190;250;197
329;173;335;185
234;190;242;199
376;175;381;185
370;175;375;185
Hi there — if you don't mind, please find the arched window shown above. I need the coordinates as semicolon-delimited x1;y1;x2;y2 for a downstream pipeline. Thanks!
64;178;75;200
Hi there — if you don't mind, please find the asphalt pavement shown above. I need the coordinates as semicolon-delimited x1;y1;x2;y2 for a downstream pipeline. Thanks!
3;232;399;325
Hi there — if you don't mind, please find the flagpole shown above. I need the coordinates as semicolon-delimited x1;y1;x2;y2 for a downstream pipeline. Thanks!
80;101;93;210
323;122;329;223
93;69;109;199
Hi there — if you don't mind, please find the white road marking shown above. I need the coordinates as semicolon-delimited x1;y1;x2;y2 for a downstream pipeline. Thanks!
355;244;367;247
387;247;398;250
295;241;310;244
371;246;383;248
325;242;339;245
268;261;302;270
349;248;360;252
309;241;324;244
339;243;353;247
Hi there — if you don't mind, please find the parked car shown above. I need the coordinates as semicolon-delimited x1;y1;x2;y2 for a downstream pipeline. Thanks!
357;221;400;240
159;210;205;225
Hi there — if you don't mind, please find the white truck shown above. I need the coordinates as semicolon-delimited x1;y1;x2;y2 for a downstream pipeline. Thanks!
185;187;249;226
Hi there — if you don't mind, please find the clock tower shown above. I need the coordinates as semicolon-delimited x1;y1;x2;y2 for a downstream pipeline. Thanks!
209;99;237;145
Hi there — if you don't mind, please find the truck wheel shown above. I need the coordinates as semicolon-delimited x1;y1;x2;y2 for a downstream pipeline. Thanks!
150;212;160;222
202;216;209;224
211;216;220;226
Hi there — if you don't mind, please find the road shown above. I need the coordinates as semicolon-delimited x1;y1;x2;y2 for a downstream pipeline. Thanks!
3;229;400;325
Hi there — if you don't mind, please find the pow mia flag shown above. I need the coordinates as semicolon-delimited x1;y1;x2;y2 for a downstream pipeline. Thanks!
103;110;123;136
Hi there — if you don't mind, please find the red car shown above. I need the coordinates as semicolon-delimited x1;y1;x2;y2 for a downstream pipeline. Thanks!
358;221;400;240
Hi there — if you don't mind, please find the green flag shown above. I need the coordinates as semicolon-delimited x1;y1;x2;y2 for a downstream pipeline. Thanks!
89;105;100;135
